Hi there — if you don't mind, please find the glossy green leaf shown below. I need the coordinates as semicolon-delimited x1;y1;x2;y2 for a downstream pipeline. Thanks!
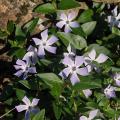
32;109;45;120
58;0;80;10
81;21;97;36
34;3;56;14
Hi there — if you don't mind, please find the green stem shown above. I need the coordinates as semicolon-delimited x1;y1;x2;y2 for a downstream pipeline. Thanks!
0;108;15;119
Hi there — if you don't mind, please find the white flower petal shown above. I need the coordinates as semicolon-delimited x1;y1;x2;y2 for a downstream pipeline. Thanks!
69;21;79;28
75;56;84;67
88;49;96;60
70;73;80;85
33;38;41;45
89;109;98;119
31;98;39;107
64;24;72;33
15;105;28;112
79;116;88;120
22;96;31;106
47;36;58;45
41;29;48;41
95;53;108;63
60;13;67;21
56;21;66;28
83;89;92;98
68;12;77;21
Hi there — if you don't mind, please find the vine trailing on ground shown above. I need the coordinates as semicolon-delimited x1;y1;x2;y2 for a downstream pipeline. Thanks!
0;0;120;120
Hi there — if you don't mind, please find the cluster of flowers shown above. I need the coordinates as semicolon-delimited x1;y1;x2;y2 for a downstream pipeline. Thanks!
13;7;120;120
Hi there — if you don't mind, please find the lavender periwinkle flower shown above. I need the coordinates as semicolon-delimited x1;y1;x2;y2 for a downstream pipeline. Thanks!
33;29;58;58
15;96;39;120
14;59;36;79
23;45;38;65
107;6;120;29
79;109;98;120
59;56;89;85
104;85;116;99
113;73;120;86
84;49;108;72
56;11;79;33
83;89;92;98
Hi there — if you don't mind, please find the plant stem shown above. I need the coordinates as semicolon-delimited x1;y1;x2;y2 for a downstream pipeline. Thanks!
0;108;15;119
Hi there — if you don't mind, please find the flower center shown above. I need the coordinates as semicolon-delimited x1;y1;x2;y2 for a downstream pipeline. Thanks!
66;21;69;24
72;66;76;71
43;42;46;46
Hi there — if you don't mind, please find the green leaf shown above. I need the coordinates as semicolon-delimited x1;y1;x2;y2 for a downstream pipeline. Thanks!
58;0;80;10
78;9;93;23
7;20;15;34
23;18;39;33
19;79;39;90
34;3;56;14
73;76;101;90
15;88;26;100
53;102;62;120
57;32;87;50
7;47;26;58
112;27;120;36
37;73;63;97
81;21;96;36
87;44;110;55
0;29;8;38
32;109;45;120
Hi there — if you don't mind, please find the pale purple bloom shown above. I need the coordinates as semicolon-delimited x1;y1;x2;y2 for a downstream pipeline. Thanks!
59;56;89;85
15;96;39;120
83;89;92;98
107;6;120;28
79;109;98;120
84;49;108;72
104;85;116;99
63;44;76;59
118;116;120;120
14;59;36;79
33;29;58;58
56;11;79;33
23;45;38;64
113;73;120;86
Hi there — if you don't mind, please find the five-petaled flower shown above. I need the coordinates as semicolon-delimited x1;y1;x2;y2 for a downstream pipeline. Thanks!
15;96;39;120
33;29;58;58
56;11;79;33
14;59;37;79
23;45;38;65
113;73;120;86
84;49;108;72
104;85;116;99
59;56;88;85
79;109;98;120
107;6;120;28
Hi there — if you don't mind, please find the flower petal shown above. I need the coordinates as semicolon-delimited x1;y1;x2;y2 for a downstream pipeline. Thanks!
16;59;26;66
83;89;92;98
41;29;48;41
22;96;31;106
25;110;30;120
64;24;72;33
31;108;39;114
45;46;57;54
14;70;23;77
60;13;67;21
79;116;88;120
59;67;71;79
56;21;66;28
15;105;28;112
88;49;96;60
69;21;79;28
70;73;80;85
28;67;37;73
76;67;89;76
68;12;77;21
14;65;21;70
62;57;74;66
95;53;108;63
115;79;120;86
38;46;45;58
47;36;58;45
33;38;41;45
31;98;39;106
75;56;84;67
89;109;98;119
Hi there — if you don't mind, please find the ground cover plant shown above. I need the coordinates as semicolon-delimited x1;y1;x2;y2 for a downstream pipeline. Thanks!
0;0;120;120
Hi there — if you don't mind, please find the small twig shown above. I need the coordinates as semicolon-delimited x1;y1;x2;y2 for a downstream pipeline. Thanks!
0;108;15;119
